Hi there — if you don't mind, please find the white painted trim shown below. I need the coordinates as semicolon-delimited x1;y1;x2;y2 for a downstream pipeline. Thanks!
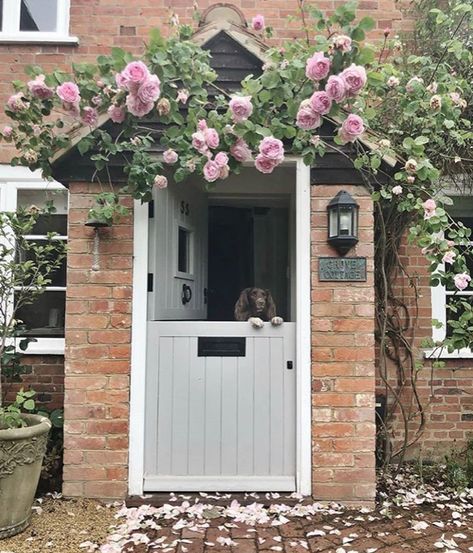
0;0;76;43
295;159;312;496
128;161;312;496
128;201;149;496
22;338;65;355
424;347;473;359
143;476;295;492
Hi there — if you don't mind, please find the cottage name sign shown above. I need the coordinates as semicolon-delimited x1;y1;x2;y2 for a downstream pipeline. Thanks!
318;257;367;281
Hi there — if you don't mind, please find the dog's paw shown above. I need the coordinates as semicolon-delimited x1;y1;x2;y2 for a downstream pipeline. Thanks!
271;316;284;326
249;317;264;329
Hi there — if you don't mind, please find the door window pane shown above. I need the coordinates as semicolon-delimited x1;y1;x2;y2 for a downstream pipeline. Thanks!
178;227;190;273
15;291;66;337
20;0;57;32
0;1;3;31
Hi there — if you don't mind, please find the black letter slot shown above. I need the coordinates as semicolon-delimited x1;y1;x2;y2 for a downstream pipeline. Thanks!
198;337;246;357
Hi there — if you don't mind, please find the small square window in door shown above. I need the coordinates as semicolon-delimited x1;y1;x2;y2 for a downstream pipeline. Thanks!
178;227;190;274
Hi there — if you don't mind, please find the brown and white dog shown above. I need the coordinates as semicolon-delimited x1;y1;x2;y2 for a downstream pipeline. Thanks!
234;287;284;328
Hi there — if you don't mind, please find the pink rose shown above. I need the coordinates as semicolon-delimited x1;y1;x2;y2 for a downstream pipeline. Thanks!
325;75;346;103
296;102;321;130
305;52;331;81
120;61;150;92
2;125;13;139
332;35;352;53
197;119;208;131
230;138;252;162
310;135;321;147
453;272;471;291
219;165;230;179
229;96;253;123
56;82;80;104
309;91;332;115
163;149;178;164
27;74;53;100
258;136;284;162
126;94;154;117
192;131;208;154
252;14;265;31
339;114;365;143
92;95;102;106
115;72;127;89
255;154;277;174
392;185;403;195
154;175;168;189
442;251;456;265
108;104;126;123
204;127;220;149
340;64;367;96
137;74;161;104
7;92;28;112
422;199;437;219
214;152;229;167
177;89;189;104
203;160;221;182
81;106;98;127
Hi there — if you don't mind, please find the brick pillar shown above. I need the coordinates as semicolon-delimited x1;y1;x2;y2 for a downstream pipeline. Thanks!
62;182;132;499
311;184;376;506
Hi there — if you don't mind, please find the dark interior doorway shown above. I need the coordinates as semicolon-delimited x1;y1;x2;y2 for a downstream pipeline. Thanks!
208;206;254;321
207;205;290;322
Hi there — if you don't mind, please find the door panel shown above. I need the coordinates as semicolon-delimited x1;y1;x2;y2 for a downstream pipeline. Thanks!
144;321;296;491
149;182;208;320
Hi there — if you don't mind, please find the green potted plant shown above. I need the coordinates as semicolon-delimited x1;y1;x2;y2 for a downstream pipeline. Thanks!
0;206;66;538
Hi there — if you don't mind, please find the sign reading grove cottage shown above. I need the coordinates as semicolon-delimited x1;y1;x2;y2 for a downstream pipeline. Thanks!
318;257;367;281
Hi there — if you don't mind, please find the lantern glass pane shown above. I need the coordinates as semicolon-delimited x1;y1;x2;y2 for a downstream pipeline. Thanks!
329;208;338;237
339;208;352;236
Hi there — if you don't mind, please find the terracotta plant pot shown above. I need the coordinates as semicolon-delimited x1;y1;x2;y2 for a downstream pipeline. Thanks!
0;414;51;539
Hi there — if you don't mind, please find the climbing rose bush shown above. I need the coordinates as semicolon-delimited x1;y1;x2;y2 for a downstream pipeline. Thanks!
2;1;472;353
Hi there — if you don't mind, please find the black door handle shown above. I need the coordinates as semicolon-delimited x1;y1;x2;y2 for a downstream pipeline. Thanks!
182;284;192;305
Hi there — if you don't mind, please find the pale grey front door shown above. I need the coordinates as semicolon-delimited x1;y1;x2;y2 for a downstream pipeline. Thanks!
144;321;296;491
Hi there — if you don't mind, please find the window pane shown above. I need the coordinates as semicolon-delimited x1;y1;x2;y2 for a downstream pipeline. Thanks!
178;227;190;273
0;0;3;32
20;0;57;32
446;294;472;337
15;291;65;337
17;189;68;235
17;239;67;287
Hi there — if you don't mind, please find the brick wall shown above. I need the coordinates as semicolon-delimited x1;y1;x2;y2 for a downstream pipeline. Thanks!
62;182;133;499
311;185;376;505
380;239;473;461
0;0;410;164
3;355;64;410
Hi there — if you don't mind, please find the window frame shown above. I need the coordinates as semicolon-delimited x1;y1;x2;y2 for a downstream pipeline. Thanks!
427;196;473;359
0;167;67;355
0;0;78;44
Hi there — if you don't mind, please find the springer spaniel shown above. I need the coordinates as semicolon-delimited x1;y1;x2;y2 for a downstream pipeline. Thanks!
234;287;284;328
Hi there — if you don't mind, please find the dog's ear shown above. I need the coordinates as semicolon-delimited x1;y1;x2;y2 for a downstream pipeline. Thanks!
234;288;251;321
265;289;276;319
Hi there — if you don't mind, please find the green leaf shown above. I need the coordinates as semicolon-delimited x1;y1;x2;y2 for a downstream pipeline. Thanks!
23;399;35;411
358;16;376;31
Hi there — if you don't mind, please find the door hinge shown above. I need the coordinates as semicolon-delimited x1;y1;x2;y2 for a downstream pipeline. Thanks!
147;273;153;292
148;200;154;218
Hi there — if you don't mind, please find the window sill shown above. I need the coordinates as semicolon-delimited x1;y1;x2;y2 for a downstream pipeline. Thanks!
19;338;65;356
424;347;473;360
0;35;78;45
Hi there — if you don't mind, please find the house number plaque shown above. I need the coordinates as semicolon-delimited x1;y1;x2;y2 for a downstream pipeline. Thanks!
318;257;367;282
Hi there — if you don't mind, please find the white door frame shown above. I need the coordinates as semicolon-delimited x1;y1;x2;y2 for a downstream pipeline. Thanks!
128;158;312;496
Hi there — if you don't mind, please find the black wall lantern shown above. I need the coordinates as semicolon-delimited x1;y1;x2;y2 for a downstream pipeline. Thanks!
327;190;359;255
